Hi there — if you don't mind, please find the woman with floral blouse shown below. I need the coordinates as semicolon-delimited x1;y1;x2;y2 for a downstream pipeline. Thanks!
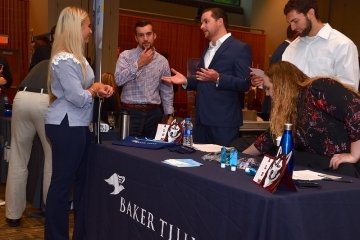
243;61;360;177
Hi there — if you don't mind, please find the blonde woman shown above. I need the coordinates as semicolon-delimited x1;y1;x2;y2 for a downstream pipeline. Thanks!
44;6;113;239
243;61;360;177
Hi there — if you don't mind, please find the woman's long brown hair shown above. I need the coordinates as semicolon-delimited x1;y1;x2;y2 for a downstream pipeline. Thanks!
266;61;309;139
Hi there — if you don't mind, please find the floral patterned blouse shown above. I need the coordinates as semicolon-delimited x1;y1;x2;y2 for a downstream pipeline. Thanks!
254;78;360;157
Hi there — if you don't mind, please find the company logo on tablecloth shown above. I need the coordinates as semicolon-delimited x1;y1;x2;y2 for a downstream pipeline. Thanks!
105;173;125;195
104;173;196;240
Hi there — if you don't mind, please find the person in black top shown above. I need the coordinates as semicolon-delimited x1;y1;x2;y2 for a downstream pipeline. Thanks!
0;56;12;90
29;25;56;71
0;56;13;113
29;37;51;71
269;25;298;65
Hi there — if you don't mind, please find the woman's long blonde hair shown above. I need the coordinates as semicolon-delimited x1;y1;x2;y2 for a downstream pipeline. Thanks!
47;6;89;103
266;61;310;139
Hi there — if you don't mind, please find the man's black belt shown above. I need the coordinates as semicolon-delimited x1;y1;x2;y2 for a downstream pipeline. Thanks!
18;86;48;94
121;102;160;111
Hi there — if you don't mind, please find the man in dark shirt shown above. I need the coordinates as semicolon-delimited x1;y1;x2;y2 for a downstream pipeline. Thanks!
0;56;13;114
0;56;12;93
270;25;298;65
29;25;55;71
29;37;51;70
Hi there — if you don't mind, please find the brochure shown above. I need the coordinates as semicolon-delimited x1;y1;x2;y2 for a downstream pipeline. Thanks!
162;159;203;168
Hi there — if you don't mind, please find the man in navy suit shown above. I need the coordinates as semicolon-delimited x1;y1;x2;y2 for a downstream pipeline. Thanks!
162;8;252;146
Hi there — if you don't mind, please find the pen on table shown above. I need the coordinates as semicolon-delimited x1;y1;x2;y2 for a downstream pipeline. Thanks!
322;177;353;183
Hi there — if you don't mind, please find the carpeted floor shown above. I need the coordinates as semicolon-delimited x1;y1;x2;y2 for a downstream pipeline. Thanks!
0;183;73;239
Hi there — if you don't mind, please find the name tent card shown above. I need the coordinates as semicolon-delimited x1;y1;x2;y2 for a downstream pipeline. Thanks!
253;152;297;193
154;119;184;144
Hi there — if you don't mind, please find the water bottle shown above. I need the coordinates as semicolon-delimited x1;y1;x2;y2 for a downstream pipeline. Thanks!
229;148;238;172
280;123;294;176
118;110;130;140
220;146;227;168
183;117;193;147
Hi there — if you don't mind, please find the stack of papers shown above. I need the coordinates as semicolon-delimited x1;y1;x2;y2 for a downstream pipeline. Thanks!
293;170;342;181
192;144;222;152
162;159;203;168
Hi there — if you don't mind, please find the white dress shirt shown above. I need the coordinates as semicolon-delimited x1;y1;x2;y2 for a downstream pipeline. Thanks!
282;23;359;90
204;33;231;68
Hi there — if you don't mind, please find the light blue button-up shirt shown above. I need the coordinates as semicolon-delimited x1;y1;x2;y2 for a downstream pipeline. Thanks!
45;52;95;127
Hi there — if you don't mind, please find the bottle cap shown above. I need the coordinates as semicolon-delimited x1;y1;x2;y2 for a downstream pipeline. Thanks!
245;167;257;176
231;166;236;171
284;123;292;130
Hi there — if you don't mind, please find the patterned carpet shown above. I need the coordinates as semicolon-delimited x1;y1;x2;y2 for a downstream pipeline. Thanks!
0;183;73;239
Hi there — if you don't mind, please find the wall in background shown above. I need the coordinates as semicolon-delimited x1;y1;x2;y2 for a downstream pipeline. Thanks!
329;0;360;51
0;0;29;99
29;0;48;36
249;0;288;68
26;0;360;72
119;0;289;68
28;0;119;74
120;0;360;69
120;0;246;26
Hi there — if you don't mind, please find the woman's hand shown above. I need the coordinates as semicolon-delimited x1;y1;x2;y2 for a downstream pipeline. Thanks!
89;82;113;98
250;74;264;88
97;84;114;98
330;140;360;169
329;153;358;169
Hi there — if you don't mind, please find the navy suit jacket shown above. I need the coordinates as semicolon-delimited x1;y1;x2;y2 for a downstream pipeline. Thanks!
186;36;252;128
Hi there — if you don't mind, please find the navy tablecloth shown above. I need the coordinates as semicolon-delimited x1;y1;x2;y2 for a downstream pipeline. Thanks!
83;142;360;240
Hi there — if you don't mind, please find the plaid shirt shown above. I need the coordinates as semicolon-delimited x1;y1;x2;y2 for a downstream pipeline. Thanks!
114;46;174;115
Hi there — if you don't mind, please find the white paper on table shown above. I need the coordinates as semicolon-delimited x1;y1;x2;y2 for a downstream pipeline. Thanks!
293;170;342;181
162;159;203;167
154;124;170;141
192;144;223;153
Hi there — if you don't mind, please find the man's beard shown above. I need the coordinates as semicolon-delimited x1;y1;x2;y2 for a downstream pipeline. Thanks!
299;18;312;37
140;43;152;50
